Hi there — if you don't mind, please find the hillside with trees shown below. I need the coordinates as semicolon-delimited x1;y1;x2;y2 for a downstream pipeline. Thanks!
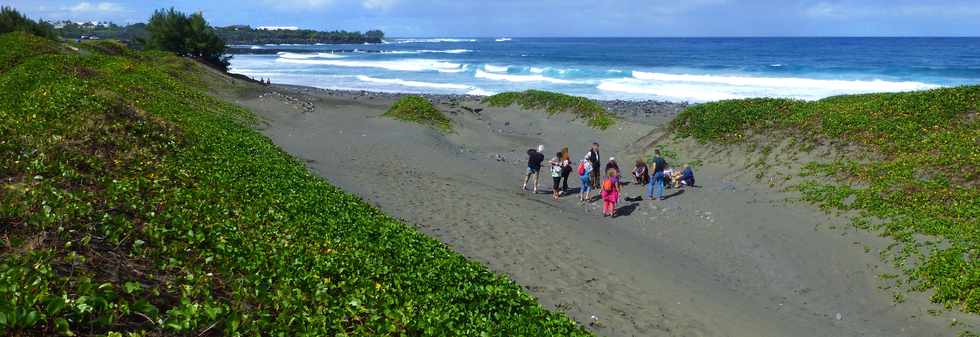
54;20;384;45
0;6;56;39
215;26;383;44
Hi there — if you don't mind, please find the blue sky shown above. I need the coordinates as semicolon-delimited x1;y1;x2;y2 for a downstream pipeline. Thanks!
8;0;980;36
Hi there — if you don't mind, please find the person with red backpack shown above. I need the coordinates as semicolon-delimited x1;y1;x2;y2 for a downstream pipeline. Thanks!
600;167;620;217
578;156;593;203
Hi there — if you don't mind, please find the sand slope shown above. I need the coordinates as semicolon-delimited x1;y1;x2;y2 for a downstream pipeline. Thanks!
220;85;974;337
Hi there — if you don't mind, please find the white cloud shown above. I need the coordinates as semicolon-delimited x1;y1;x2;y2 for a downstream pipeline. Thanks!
804;2;842;18
66;2;125;14
362;0;398;10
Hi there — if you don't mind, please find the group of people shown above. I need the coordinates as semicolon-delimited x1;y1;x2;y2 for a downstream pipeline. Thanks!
523;143;695;217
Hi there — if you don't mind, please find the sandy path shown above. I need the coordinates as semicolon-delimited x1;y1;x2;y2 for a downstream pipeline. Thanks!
222;85;973;337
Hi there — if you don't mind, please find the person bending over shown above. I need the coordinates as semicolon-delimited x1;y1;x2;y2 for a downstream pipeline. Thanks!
680;164;696;187
523;145;545;193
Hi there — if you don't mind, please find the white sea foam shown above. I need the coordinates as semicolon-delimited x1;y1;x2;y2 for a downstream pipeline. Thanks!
474;69;581;84
483;64;510;73
249;46;263;50
355;75;472;89
390;38;478;43
597;79;740;101
276;58;467;73
522;66;581;76
599;72;940;102
495;37;512;42
382;49;473;54
630;71;938;92
277;52;346;59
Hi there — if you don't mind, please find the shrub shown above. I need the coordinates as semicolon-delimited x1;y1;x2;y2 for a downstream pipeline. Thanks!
146;8;229;71
671;87;980;312
483;90;614;129
0;6;56;40
384;95;453;131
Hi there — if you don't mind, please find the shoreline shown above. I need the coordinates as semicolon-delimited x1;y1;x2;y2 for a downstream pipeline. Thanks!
272;83;691;120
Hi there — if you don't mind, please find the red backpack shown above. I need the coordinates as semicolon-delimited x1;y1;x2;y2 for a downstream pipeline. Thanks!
577;162;586;176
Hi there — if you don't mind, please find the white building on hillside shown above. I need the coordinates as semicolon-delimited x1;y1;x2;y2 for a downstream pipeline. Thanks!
256;26;299;31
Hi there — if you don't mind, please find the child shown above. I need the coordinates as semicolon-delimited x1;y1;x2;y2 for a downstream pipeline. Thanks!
550;152;563;200
600;168;620;217
578;156;593;202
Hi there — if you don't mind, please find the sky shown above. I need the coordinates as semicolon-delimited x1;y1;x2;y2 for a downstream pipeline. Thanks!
7;0;980;37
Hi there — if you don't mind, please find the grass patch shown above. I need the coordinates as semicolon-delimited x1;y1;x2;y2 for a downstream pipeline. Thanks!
483;90;615;129
0;32;588;336
384;95;452;132
670;87;980;313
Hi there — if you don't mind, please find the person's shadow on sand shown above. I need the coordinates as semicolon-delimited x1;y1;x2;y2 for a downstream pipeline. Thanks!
614;203;639;218
663;189;684;200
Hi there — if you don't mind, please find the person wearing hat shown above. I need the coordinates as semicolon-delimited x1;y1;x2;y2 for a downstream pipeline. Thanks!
523;145;545;193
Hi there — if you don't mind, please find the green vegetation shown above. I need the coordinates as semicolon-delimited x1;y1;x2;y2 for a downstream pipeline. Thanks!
146;8;229;71
0;6;56;39
0;31;587;336
56;22;148;45
384;95;453;132
214;26;384;45
670;87;980;312
56;21;384;45
483;90;615;129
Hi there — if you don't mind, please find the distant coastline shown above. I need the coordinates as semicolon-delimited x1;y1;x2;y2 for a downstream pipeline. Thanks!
54;21;385;45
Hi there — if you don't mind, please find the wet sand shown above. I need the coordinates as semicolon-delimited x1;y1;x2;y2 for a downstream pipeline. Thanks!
216;83;975;336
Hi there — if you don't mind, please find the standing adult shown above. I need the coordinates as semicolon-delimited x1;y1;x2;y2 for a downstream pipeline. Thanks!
523;145;545;193
648;149;668;200
588;142;601;189
559;147;572;194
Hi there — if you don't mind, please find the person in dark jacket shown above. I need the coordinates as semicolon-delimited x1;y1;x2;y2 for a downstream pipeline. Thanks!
523;145;545;193
588;142;601;189
648;149;668;200
559;147;572;193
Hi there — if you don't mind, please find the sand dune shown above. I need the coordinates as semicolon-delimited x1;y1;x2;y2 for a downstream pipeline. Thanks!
217;84;974;337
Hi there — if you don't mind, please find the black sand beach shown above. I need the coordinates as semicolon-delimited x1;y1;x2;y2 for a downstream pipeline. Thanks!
214;83;975;336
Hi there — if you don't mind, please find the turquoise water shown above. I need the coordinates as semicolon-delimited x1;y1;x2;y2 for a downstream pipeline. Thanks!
228;37;980;102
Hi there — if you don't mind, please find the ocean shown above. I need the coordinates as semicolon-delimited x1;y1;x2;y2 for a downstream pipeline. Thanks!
228;37;980;102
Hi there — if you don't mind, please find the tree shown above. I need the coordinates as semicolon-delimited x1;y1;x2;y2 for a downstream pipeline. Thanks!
0;6;56;39
365;30;384;42
146;8;229;70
